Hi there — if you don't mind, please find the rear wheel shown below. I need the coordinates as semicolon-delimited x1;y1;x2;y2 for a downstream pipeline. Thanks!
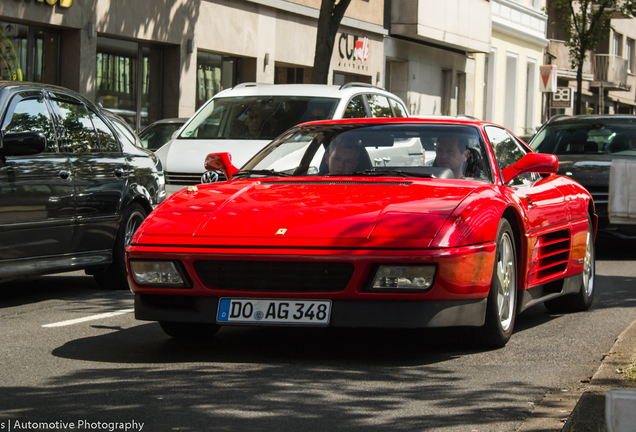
159;321;221;339
545;216;595;313
477;218;517;349
93;203;147;290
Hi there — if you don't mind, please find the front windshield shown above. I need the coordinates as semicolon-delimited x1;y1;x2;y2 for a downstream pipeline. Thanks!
179;96;339;141
240;124;491;181
530;119;636;156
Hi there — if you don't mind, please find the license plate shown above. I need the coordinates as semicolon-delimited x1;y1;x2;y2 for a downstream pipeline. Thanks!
217;298;331;325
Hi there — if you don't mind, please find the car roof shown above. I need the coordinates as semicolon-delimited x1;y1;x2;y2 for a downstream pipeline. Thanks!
546;114;636;126
212;82;402;100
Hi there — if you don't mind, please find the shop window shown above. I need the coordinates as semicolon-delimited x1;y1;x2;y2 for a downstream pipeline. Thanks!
96;37;164;131
333;72;371;86
274;66;307;84
196;51;236;109
0;22;60;84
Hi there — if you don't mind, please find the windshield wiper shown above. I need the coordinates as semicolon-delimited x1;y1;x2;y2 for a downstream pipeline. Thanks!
235;169;294;178
344;169;434;178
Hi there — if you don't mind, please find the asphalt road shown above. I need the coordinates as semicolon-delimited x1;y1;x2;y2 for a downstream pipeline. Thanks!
0;235;635;432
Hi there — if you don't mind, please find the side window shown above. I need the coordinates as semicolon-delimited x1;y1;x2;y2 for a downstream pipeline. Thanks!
48;94;99;153
389;98;407;117
89;111;120;152
109;116;139;149
485;126;537;185
366;94;392;117
1;93;57;152
343;95;367;118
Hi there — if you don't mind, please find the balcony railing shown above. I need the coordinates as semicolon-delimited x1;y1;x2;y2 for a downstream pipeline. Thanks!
592;54;630;91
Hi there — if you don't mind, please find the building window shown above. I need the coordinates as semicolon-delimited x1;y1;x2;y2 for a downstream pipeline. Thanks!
627;38;635;74
0;21;60;84
96;37;164;131
196;52;237;109
613;32;624;58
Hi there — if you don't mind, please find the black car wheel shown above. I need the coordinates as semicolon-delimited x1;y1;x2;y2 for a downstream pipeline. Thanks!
544;216;595;313
159;321;221;339
478;218;517;349
93;203;147;290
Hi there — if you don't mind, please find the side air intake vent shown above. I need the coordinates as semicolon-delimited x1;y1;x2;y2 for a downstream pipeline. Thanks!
530;230;571;284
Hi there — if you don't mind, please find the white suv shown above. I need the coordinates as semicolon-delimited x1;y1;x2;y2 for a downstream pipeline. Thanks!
155;83;409;194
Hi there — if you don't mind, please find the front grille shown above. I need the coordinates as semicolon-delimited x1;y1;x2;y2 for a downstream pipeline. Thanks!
530;229;571;283
166;171;227;186
585;185;609;205
193;260;354;292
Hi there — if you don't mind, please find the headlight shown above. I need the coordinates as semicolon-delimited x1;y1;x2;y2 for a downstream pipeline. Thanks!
371;265;436;291
130;260;188;287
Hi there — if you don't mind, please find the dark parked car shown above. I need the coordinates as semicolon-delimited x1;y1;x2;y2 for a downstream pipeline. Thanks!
0;81;165;288
138;118;188;151
529;114;636;240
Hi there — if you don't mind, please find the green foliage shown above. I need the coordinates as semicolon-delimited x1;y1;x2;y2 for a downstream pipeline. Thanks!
552;0;636;71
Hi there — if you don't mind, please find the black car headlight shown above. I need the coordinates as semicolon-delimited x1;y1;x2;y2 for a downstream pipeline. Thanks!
371;265;436;291
130;260;188;287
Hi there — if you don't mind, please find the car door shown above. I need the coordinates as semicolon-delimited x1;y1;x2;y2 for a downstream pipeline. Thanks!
47;91;127;253
485;126;569;231
0;90;75;261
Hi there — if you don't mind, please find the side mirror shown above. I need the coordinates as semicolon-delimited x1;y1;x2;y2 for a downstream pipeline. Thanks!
0;132;47;157
501;153;558;184
204;152;239;179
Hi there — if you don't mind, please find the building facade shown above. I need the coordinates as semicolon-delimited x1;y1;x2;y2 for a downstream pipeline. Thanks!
474;0;548;137
0;0;386;131
384;0;491;117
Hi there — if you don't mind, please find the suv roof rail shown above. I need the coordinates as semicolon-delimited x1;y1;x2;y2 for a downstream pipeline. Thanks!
339;82;386;91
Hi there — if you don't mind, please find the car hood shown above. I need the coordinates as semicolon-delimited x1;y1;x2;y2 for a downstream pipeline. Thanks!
138;179;477;245
556;154;616;188
154;138;270;174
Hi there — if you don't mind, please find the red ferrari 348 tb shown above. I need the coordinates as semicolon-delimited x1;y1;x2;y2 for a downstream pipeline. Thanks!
127;118;596;348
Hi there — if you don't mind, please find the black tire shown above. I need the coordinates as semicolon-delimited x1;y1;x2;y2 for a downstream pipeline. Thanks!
477;218;518;349
93;203;147;290
544;216;595;313
159;321;221;339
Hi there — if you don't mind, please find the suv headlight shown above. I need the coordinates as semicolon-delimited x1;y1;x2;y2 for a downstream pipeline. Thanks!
130;260;188;287
371;265;436;291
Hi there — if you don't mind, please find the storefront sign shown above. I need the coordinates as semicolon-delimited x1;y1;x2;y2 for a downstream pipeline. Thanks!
26;0;73;7
552;87;573;108
337;33;370;72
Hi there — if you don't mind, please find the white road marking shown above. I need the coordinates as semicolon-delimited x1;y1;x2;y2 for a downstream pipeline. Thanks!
42;308;134;328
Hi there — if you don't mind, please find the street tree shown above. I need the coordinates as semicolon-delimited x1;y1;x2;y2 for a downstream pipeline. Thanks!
551;0;636;114
311;0;353;84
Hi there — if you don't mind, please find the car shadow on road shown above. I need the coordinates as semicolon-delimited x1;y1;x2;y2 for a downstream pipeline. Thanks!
40;324;548;431
0;274;103;309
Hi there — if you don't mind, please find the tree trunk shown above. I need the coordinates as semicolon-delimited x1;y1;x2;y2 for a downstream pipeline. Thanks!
311;0;352;84
575;60;584;115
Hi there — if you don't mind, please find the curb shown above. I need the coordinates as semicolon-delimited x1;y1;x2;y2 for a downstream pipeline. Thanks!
518;319;636;432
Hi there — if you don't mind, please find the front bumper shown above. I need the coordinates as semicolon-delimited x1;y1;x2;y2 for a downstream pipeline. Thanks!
135;294;487;328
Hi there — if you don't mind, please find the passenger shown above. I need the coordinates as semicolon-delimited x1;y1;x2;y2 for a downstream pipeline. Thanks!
324;136;364;175
434;134;470;179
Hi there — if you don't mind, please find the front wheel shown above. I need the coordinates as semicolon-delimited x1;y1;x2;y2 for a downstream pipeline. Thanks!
159;321;221;339
94;203;147;290
477;218;517;349
544;216;595;313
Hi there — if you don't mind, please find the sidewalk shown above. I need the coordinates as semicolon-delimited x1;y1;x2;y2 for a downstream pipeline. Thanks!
519;319;636;432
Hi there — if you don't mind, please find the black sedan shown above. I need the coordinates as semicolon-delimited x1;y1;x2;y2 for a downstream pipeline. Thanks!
529;114;636;240
0;81;165;288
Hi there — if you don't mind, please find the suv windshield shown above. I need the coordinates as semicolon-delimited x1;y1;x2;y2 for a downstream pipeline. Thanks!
530;119;636;155
240;124;491;181
179;96;339;141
